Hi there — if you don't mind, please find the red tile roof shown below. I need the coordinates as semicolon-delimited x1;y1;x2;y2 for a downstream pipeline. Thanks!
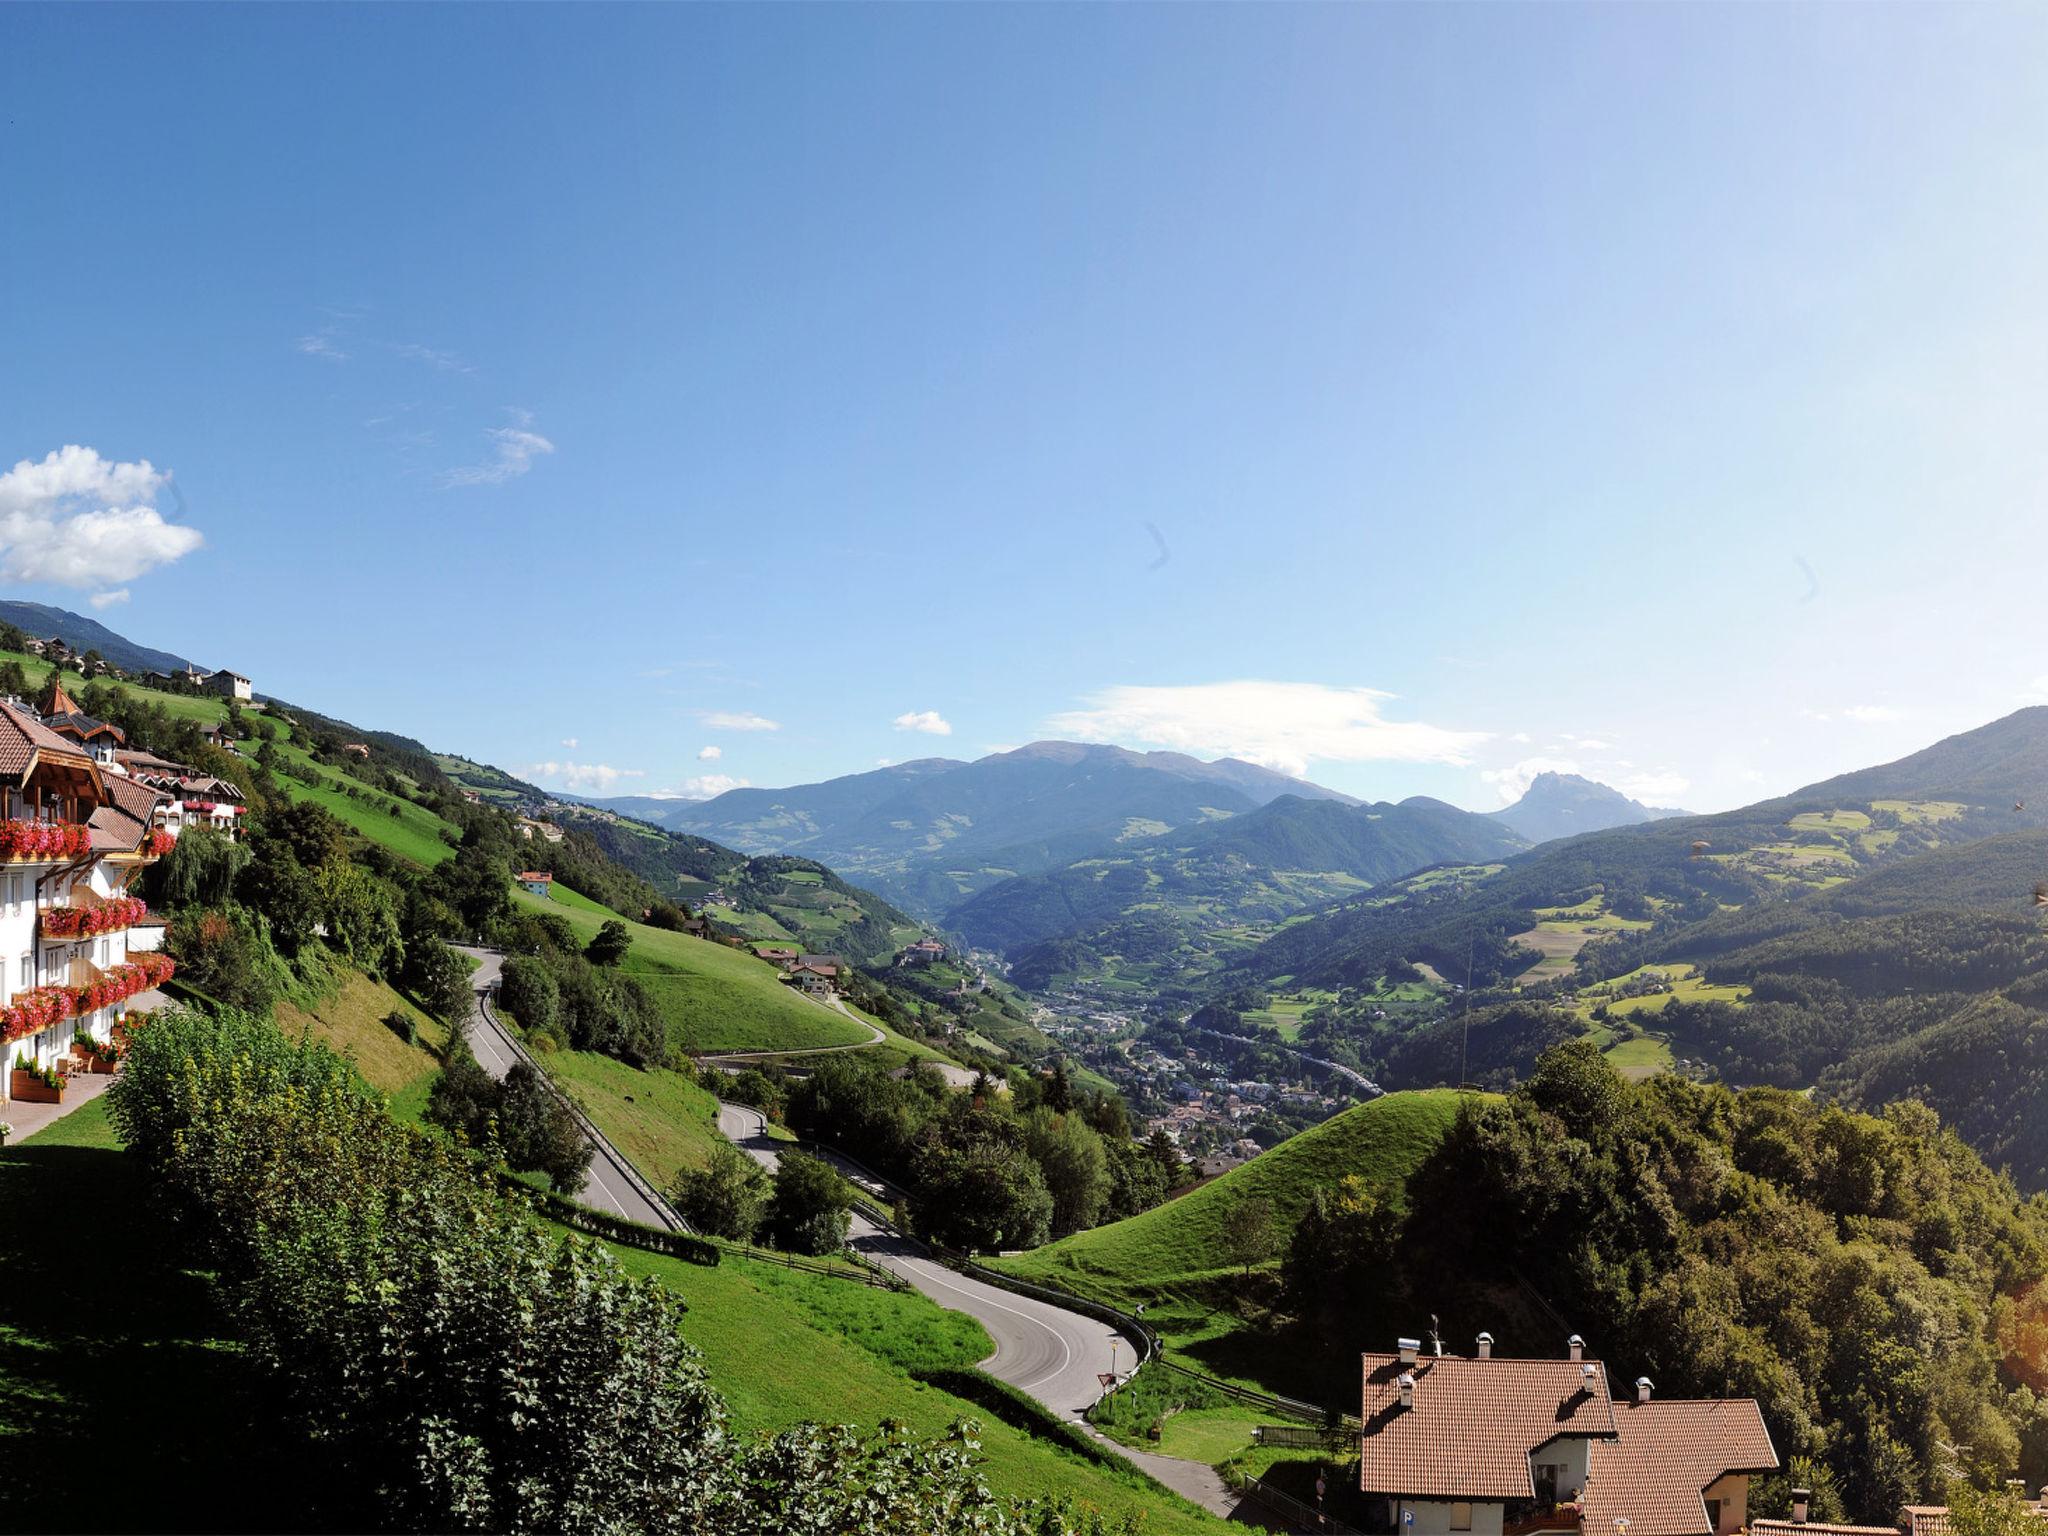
515;871;553;883
1902;1509;1952;1536
1359;1353;1616;1500
1751;1524;1900;1536
0;701;98;778
1579;1399;1777;1536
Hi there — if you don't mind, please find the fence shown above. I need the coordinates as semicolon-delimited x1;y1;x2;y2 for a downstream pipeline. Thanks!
1253;1424;1357;1451
1235;1473;1362;1536
713;1239;908;1291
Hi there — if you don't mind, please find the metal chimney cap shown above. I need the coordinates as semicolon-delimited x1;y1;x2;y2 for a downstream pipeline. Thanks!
1567;1333;1585;1347
1581;1363;1597;1379
1396;1337;1422;1350
1475;1331;1494;1342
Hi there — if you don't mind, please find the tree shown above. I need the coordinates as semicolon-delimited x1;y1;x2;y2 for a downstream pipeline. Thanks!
1021;1108;1109;1238
318;858;402;974
672;1143;771;1241
1044;1061;1073;1114
764;1152;855;1256
1281;1176;1398;1332
1220;1194;1276;1277
407;937;475;1026
497;954;561;1041
586;919;632;968
495;1063;593;1192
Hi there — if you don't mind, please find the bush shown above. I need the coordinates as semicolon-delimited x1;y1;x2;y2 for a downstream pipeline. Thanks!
765;1151;855;1256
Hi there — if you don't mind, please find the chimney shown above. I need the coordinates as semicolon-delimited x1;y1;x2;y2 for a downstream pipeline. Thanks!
1398;1337;1420;1366
1635;1377;1652;1404
1568;1334;1585;1362
1790;1490;1810;1525
1398;1371;1415;1410
1581;1364;1597;1384
1476;1332;1494;1360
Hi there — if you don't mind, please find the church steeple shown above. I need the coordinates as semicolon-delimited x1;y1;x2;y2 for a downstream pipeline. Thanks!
39;671;77;717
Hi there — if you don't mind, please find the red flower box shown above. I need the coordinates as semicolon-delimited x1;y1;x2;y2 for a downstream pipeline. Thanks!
0;820;92;862
42;897;149;940
145;830;176;857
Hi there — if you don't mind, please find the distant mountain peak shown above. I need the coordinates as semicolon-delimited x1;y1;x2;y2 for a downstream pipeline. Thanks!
1490;771;1688;845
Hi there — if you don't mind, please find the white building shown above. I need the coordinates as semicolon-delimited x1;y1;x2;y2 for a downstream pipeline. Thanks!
0;705;174;1105
201;669;253;702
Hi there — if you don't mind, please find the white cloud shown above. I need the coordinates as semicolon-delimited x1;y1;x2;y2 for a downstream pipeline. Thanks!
697;745;722;761
1045;681;1487;779
893;710;953;736
441;411;555;487
89;588;129;610
1481;751;1689;807
1571;737;1613;751
650;774;748;800
1610;769;1691;804
875;758;895;767
560;736;579;749
520;760;645;794
0;447;204;590
1843;704;1904;723
295;332;349;361
700;710;780;732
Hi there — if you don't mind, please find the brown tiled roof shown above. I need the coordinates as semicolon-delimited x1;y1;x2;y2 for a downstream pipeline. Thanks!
90;775;168;854
0;701;97;778
1751;1523;1901;1536
516;870;553;883
1579;1399;1777;1536
1358;1353;1616;1500
1902;1509;1952;1536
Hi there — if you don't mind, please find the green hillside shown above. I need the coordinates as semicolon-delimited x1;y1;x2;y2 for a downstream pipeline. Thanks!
996;1089;1466;1316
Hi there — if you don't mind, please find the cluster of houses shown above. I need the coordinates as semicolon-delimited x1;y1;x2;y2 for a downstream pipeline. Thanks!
897;937;947;967
1356;1331;2031;1536
18;635;254;704
0;696;194;1108
751;945;844;996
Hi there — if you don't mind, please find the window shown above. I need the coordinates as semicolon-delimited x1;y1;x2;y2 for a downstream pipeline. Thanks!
1450;1503;1473;1533
1534;1464;1560;1504
18;954;29;987
8;875;19;908
1705;1500;1722;1532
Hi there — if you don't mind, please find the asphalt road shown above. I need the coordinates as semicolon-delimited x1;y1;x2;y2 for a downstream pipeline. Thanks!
456;945;672;1230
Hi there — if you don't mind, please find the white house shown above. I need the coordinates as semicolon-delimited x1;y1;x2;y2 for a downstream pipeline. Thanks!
516;870;555;898
0;704;175;1105
1359;1334;1777;1536
202;669;253;702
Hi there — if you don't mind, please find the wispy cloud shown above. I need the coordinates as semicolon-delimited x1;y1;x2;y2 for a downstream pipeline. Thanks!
893;710;953;736
0;446;204;590
391;341;474;374
441;410;555;488
89;588;130;610
650;774;748;801
697;745;722;761
1046;681;1486;779
560;737;579;749
1843;704;1905;724
520;760;644;794
700;710;780;732
295;331;349;362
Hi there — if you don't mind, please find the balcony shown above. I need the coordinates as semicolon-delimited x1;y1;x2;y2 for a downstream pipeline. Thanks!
1505;1506;1584;1536
0;819;92;863
40;896;149;941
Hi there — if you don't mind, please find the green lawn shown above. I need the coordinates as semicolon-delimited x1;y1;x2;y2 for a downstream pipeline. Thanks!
0;1100;322;1532
994;1090;1467;1361
274;969;449;1125
540;1048;731;1185
512;887;873;1054
607;1241;1236;1532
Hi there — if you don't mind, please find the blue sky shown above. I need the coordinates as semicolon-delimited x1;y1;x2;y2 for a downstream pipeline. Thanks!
6;3;2048;813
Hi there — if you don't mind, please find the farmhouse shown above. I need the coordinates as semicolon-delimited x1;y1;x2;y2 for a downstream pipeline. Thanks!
785;960;838;995
1359;1334;1776;1536
202;669;253;702
753;945;800;966
515;871;555;898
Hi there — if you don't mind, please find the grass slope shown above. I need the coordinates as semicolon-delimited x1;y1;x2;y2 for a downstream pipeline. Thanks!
542;1049;730;1185
274;970;447;1124
998;1089;1466;1314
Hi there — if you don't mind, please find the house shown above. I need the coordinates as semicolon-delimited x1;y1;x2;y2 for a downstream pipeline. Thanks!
341;742;370;759
202;670;253;702
786;961;838;995
516;871;555;899
39;676;128;765
753;945;800;966
899;938;948;967
0;701;176;1106
140;670;175;690
1359;1334;1777;1536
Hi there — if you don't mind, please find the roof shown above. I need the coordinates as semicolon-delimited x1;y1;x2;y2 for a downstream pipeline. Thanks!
1358;1353;1616;1500
116;748;195;777
44;710;125;744
1579;1399;1778;1536
515;870;554;883
1751;1524;1901;1536
1903;1510;1952;1536
91;775;170;854
0;700;103;780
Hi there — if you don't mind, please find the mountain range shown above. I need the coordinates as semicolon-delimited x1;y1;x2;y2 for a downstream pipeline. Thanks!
1486;770;1687;843
0;600;203;675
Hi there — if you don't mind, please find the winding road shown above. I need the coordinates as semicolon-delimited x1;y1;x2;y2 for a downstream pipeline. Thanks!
457;946;675;1230
714;1102;1239;1518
